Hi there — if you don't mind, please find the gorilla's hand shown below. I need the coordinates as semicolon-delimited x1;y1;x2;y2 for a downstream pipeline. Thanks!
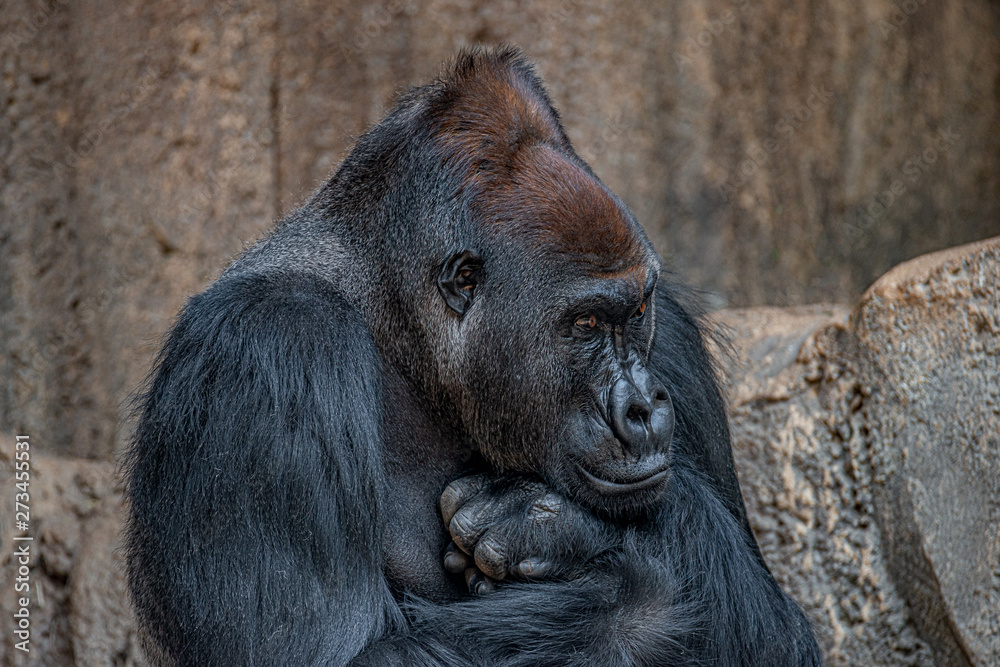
439;474;611;595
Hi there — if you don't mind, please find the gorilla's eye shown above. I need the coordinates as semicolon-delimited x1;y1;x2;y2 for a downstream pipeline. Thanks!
633;301;647;319
576;315;598;329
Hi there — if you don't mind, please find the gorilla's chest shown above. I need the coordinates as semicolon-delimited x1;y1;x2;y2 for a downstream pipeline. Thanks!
383;473;466;601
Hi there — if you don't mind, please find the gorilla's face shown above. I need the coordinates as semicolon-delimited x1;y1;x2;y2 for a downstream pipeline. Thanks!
544;266;675;516
437;242;674;518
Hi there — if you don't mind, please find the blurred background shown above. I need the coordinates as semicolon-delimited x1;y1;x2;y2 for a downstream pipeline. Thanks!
2;0;999;460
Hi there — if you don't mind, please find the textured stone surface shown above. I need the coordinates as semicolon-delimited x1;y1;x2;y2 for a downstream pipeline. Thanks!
2;2;999;662
1;0;85;460
719;305;936;665
717;237;1000;666
3;1;1000;458
2;1;278;457
854;237;1000;666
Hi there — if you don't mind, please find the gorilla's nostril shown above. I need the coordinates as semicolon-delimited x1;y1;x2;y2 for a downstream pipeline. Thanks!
626;403;650;426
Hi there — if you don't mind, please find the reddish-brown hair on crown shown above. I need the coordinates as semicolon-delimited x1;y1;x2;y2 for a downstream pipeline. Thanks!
425;44;571;173
423;45;648;272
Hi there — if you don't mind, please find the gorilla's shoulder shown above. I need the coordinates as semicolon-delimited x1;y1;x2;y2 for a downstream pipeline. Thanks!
191;271;353;323
177;271;373;356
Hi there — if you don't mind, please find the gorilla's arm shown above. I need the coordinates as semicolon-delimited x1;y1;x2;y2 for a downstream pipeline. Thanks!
409;464;818;667
123;272;401;665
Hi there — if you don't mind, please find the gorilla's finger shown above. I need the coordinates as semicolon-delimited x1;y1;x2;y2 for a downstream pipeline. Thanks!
443;542;470;574
449;503;493;553
465;568;496;596
517;558;555;581
440;474;489;524
448;493;508;553
473;532;509;580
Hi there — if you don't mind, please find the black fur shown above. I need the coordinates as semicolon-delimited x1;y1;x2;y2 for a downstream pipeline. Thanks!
123;45;820;666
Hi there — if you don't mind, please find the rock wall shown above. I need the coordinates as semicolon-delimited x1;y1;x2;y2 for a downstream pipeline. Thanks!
1;236;996;666
855;240;1000;665
716;236;999;665
2;0;1000;458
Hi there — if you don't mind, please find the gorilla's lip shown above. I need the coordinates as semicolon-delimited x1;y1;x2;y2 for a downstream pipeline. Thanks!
577;462;669;495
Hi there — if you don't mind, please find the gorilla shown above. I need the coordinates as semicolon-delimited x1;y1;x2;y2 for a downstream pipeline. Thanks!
123;45;820;666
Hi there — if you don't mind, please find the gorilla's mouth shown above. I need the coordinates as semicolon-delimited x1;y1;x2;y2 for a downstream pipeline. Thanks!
577;459;670;496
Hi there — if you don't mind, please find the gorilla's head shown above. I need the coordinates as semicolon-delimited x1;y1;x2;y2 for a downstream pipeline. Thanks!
401;48;675;517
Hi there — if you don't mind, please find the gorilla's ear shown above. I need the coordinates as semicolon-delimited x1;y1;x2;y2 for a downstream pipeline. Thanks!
437;250;482;317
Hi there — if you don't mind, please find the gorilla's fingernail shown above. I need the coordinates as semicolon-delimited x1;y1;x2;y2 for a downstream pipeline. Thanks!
519;560;533;576
476;580;494;595
444;553;462;571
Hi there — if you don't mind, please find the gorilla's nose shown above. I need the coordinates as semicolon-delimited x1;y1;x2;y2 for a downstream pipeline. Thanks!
609;366;674;457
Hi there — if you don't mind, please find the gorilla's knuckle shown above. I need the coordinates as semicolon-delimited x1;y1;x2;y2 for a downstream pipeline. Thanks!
439;488;462;522
449;513;471;538
529;492;564;521
442;476;490;522
449;508;483;547
462;474;490;493
446;478;472;499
